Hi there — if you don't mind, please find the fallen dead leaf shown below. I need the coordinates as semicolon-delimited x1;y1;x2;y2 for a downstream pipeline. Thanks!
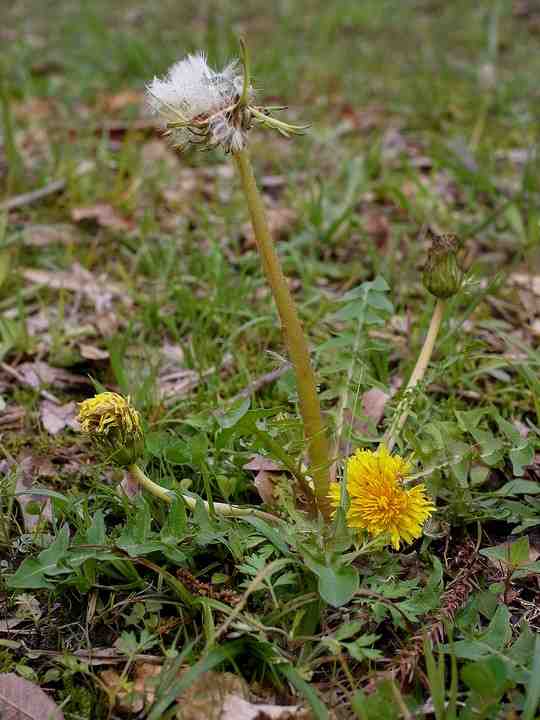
78;343;109;360
94;310;120;337
71;203;134;232
159;369;200;399
0;672;64;719
243;455;284;505
40;400;80;435
510;272;540;297
222;695;309;720
120;469;142;500
23;262;126;313
101;89;144;113
0;405;25;430
22;224;79;247
100;663;161;715
341;387;390;445
176;671;249;720
253;470;278;505
359;387;390;431
161;342;185;364
15;453;55;532
243;456;284;472
364;211;390;247
12;360;89;390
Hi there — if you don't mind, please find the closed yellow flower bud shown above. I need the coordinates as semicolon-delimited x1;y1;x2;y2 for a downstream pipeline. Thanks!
78;392;144;466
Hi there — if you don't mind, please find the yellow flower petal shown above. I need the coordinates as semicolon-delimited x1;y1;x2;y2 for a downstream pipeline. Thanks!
333;445;435;550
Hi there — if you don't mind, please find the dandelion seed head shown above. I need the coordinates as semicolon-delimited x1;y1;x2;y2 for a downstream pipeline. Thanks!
146;52;251;152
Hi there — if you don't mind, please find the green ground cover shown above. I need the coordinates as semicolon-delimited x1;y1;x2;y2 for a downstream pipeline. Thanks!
1;1;539;717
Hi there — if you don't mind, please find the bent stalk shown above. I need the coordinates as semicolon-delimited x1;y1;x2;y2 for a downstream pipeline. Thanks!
385;299;446;452
129;463;279;523
233;148;331;518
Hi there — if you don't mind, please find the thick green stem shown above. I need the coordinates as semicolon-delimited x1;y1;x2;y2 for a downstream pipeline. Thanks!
385;299;446;452
128;464;279;523
233;148;331;518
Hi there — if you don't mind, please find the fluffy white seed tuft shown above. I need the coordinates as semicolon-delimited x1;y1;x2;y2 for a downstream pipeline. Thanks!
146;52;248;150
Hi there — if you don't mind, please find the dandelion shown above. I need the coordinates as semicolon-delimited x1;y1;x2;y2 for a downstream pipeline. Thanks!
146;48;306;153
78;392;143;466
330;445;435;550
145;43;331;519
78;391;278;522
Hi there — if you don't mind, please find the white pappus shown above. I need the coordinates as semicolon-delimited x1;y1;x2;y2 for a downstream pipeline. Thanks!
146;52;251;153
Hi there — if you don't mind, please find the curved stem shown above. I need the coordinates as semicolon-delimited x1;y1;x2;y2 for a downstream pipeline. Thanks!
233;148;331;518
385;299;446;452
128;464;280;524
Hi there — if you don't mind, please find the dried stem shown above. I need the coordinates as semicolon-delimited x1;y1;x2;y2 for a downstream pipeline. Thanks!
128;463;279;524
385;299;446;451
233;148;331;518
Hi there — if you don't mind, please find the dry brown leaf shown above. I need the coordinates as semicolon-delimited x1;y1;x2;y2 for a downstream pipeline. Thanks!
23;262;125;313
100;669;144;715
120;469;142;500
14;361;89;390
359;387;390;430
176;672;249;720
510;272;540;296
222;695;309;720
161;342;185;364
342;388;390;445
15;453;55;532
243;455;284;505
23;224;79;247
78;343;109;360
101;89;143;113
243;455;284;472
71;203;134;232
0;672;64;719
40;400;80;435
100;663;161;715
0;405;26;430
252;470;277;505
94;311;120;337
159;369;200;399
364;212;390;246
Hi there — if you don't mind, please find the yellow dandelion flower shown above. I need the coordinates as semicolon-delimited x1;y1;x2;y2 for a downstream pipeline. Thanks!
329;445;435;550
78;392;143;466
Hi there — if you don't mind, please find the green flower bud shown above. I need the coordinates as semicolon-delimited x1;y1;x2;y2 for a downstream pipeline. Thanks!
422;231;463;299
78;392;144;466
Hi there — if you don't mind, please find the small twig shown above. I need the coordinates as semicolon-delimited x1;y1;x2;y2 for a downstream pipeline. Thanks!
384;299;445;451
129;464;280;524
0;161;94;212
0;361;60;404
228;362;292;403
0;180;66;212
214;558;295;641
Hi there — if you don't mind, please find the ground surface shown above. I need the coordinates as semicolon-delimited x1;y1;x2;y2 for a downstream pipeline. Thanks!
1;1;540;718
